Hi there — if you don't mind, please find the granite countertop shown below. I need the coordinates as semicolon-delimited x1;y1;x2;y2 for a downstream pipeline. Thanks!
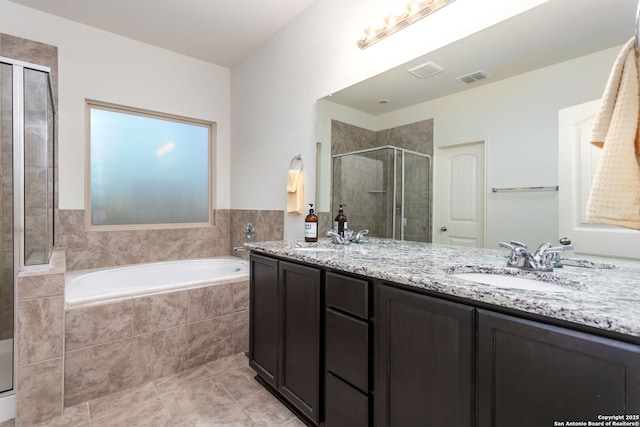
246;238;640;340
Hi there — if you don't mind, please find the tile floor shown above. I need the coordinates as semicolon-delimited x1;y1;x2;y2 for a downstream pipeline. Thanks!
20;352;306;427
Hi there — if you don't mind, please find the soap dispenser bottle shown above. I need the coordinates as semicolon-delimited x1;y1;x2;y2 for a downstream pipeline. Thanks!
333;204;348;237
304;204;319;242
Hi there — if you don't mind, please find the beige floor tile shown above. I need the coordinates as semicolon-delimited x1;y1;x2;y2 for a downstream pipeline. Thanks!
88;382;158;420
215;365;264;401
176;403;257;426
158;378;236;424
239;389;297;427
153;366;213;395
204;352;249;375
90;399;172;427
283;417;307;426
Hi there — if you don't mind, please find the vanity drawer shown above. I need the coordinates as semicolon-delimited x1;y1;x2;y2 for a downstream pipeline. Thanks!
325;372;369;427
326;308;369;391
326;272;369;319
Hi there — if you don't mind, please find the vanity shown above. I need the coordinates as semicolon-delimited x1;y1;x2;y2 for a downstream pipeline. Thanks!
247;239;640;427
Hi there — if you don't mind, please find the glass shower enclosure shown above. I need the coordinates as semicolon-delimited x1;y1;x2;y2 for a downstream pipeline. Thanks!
332;146;431;242
0;56;56;399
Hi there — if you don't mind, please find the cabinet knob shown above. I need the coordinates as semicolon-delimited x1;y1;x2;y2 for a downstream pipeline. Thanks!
440;226;447;232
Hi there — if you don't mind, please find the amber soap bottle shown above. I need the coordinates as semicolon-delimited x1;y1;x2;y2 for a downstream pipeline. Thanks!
333;204;347;237
305;204;319;242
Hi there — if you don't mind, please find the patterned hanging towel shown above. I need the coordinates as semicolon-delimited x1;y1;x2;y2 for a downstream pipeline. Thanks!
586;37;640;230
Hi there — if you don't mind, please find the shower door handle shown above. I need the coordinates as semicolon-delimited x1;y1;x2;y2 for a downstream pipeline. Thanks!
440;226;447;232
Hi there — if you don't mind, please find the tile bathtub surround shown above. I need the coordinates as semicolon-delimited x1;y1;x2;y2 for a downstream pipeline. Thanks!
56;209;233;271
230;209;284;261
15;249;66;427
64;278;250;407
26;353;305;427
57;209;285;270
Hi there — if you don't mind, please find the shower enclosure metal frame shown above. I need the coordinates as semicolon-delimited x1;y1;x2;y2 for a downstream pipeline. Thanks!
332;145;431;241
2;55;56;268
0;55;56;407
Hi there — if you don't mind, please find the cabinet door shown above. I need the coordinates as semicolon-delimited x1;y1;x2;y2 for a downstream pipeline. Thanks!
279;261;322;424
477;309;640;427
376;284;475;427
249;254;279;387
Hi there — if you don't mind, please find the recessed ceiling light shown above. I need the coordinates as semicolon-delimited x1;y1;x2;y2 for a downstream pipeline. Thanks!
378;99;390;104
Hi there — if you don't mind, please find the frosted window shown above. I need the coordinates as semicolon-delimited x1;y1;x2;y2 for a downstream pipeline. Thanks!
88;103;212;227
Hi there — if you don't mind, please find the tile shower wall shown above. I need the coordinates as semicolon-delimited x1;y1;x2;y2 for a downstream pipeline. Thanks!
64;278;250;407
16;250;66;427
1;33;58;340
329;119;434;240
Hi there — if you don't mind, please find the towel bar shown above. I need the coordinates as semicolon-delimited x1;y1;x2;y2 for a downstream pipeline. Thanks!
492;185;559;193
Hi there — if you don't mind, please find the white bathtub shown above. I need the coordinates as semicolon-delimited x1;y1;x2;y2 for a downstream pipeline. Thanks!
65;256;249;307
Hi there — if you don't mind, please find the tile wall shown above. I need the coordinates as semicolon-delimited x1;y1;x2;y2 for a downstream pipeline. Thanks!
64;278;249;407
57;209;232;271
5;30;288;427
1;33;58;342
16;250;66;426
58;209;285;270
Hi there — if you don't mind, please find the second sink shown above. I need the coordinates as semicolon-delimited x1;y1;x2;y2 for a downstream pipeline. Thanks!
450;273;572;293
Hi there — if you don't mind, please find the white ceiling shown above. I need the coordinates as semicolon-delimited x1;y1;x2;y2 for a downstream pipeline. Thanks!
7;0;317;67
326;0;637;115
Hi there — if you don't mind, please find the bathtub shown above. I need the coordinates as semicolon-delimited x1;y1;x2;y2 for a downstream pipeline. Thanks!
65;256;249;307
63;256;251;406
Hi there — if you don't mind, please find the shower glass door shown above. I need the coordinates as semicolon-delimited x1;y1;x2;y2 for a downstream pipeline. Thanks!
400;150;431;242
332;146;431;241
23;67;54;265
0;62;14;394
0;57;55;397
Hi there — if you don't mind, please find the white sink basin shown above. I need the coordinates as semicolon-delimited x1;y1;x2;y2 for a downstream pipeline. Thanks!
450;273;571;293
291;247;338;252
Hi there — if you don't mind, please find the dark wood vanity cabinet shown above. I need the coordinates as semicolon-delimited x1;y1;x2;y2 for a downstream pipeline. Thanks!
325;272;372;427
249;254;323;425
251;252;640;427
249;254;279;387
477;309;640;427
375;284;475;427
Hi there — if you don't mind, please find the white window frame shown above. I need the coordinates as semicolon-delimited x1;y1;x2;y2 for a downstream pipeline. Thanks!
85;100;215;230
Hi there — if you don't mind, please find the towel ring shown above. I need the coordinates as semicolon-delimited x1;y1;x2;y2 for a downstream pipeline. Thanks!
290;154;303;170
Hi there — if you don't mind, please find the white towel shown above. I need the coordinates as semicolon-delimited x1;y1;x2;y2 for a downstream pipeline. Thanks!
586;37;640;230
287;169;303;214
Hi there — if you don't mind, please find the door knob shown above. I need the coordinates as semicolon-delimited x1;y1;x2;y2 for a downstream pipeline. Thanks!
440;226;447;232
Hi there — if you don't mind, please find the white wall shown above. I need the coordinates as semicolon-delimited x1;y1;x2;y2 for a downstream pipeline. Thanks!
0;0;231;210
316;46;618;248
231;0;549;240
382;46;619;248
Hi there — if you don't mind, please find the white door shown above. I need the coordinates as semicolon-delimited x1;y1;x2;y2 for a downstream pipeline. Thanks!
558;100;640;259
436;141;485;247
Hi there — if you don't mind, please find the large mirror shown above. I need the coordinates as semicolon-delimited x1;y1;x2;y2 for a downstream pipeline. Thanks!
317;0;640;258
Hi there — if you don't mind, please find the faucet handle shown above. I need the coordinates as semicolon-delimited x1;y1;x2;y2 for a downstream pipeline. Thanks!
510;240;528;249
499;242;515;250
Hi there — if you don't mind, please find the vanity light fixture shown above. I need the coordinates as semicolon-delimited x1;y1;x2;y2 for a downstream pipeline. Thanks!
358;0;456;49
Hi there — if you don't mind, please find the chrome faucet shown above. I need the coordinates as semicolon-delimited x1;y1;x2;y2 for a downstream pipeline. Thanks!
327;230;350;245
350;229;369;243
499;241;573;271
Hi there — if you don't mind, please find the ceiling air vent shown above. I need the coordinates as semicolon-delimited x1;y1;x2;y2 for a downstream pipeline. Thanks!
457;70;489;84
408;61;444;79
